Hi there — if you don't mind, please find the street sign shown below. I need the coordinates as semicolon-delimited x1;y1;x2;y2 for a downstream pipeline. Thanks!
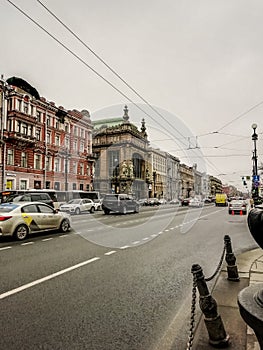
253;175;260;182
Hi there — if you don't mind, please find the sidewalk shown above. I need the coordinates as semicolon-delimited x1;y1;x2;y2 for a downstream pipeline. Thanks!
192;247;263;350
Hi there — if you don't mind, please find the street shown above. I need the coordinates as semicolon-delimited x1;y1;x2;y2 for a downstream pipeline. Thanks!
0;205;257;350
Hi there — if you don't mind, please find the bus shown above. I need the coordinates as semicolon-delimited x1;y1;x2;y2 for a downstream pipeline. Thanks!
1;190;101;209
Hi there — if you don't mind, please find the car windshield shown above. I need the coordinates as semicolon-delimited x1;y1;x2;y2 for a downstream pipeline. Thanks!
0;203;19;212
67;199;81;204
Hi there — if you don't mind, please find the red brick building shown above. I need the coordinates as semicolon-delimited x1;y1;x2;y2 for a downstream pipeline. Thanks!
0;77;94;191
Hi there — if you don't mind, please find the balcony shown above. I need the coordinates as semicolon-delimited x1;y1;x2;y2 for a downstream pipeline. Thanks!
5;131;36;148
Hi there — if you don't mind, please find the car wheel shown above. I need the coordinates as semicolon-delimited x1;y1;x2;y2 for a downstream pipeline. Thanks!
75;207;81;215
122;206;127;215
134;205;139;213
90;206;95;214
14;224;29;241
104;209;110;215
60;219;70;232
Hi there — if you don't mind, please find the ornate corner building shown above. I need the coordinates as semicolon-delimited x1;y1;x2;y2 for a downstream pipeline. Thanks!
0;77;94;192
92;106;151;199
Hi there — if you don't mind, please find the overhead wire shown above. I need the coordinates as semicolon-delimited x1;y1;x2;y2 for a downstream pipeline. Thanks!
6;0;189;151
5;0;244;179
35;0;189;146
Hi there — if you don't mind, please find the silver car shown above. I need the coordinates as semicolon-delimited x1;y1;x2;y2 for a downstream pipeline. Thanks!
59;198;95;215
0;202;71;240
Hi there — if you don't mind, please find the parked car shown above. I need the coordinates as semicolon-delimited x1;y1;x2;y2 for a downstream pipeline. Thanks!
146;198;161;206
93;199;102;211
189;198;204;207
169;199;180;205
228;199;247;215
4;192;54;208
138;198;148;206
203;198;212;204
159;198;167;205
181;198;191;206
0;202;71;240
102;194;140;214
60;198;95;215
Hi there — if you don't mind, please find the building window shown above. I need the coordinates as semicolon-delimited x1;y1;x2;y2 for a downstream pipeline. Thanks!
46;156;51;171
65;123;69;133
7;149;14;165
17;121;21;133
47;132;51;144
46;116;50;126
74;126;78;136
54;158;60;172
65;137;70;149
17;99;22;111
55;118;59;129
55;135;60;146
80;141;84;153
80;128;84;138
80;163;84;175
73;140;77;151
54;182;60;190
21;123;28;135
21;152;27;167
108;150;119;177
73;183;76;190
24;103;28;114
36;111;41;122
73;161;77;174
28;125;32;137
34;154;41;170
20;180;28;190
36;129;41;141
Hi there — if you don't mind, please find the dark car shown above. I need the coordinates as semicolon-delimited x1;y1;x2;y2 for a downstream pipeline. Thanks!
181;198;191;206
102;194;140;215
4;193;54;208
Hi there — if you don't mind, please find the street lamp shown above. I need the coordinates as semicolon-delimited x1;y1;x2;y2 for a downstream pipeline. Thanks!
251;123;260;204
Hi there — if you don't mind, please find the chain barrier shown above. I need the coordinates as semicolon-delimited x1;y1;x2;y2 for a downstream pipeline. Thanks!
205;245;226;282
186;241;227;349
186;276;197;350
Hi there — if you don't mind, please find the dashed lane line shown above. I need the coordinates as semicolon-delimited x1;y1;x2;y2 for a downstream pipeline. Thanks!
21;242;34;246
0;257;100;300
0;246;12;251
104;251;117;256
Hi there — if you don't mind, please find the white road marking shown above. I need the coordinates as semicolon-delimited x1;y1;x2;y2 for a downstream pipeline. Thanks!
0;257;100;300
119;245;129;249
142;237;149;241
104;251;116;256
42;238;53;242
21;242;34;246
132;241;140;245
0;246;12;251
59;235;69;238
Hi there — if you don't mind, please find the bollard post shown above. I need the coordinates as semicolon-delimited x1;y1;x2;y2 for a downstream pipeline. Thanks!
191;264;230;348
224;235;240;281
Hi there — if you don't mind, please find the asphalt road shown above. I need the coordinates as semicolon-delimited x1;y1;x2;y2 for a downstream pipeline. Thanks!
0;204;257;350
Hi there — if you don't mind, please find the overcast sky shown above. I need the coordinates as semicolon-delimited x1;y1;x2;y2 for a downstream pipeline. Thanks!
1;0;263;190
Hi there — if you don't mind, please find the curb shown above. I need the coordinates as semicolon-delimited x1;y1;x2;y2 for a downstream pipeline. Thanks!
191;247;262;350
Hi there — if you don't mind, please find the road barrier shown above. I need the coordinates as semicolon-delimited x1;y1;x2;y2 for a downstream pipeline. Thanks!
186;235;239;349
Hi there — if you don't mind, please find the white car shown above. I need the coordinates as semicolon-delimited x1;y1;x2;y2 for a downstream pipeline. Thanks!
189;198;204;207
0;202;71;240
93;199;102;211
60;198;95;215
